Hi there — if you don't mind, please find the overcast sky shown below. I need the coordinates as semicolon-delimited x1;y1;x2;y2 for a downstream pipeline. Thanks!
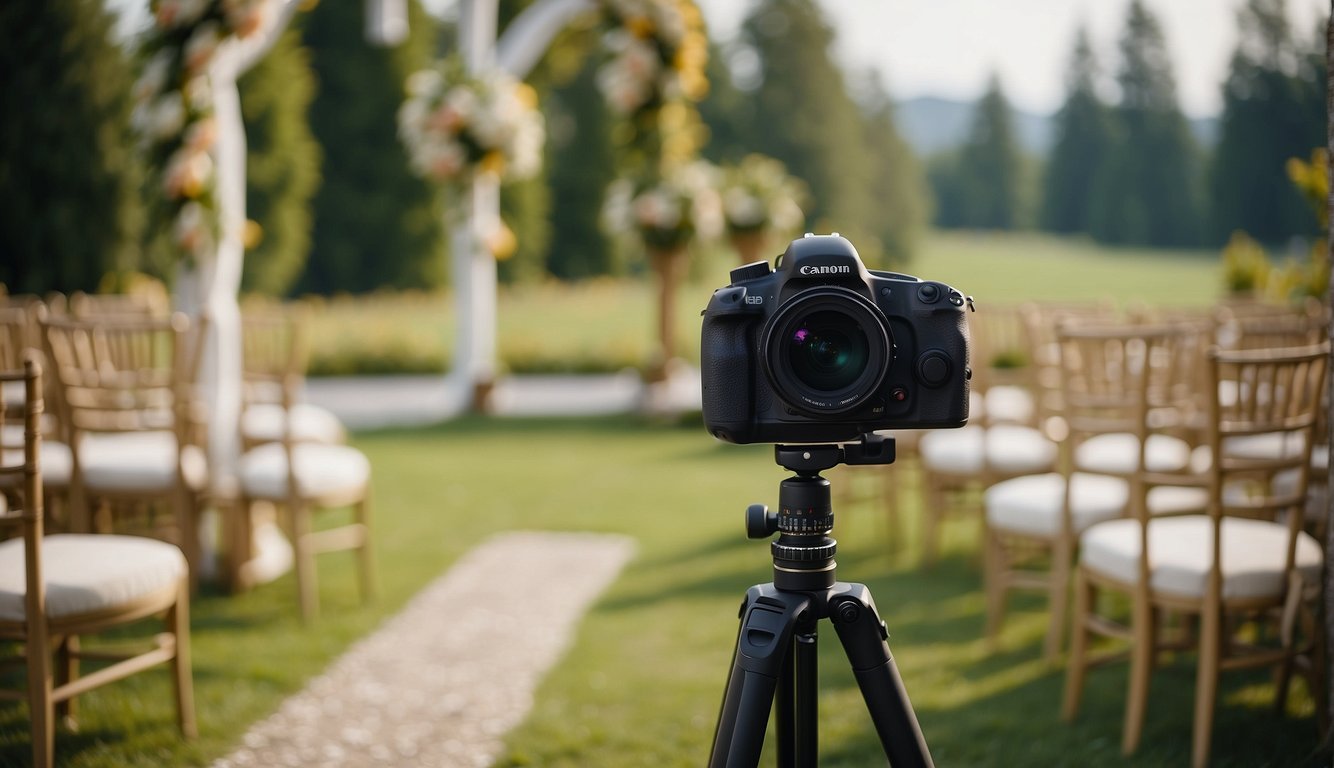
697;0;1328;118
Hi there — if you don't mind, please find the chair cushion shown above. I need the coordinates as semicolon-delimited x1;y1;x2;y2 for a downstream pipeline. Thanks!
77;432;207;492
919;425;1057;476
1080;516;1323;600
1145;485;1209;516
238;442;370;501
0;533;186;621
0;440;73;488
1074;432;1191;475
242;403;346;445
985;472;1128;537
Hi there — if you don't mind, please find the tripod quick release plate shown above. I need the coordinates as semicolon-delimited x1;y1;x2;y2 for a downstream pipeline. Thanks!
774;433;896;474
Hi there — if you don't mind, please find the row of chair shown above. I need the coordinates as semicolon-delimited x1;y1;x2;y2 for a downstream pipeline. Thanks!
910;298;1329;768
0;292;377;766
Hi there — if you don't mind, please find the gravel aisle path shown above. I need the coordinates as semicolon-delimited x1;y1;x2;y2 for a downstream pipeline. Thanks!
214;531;637;767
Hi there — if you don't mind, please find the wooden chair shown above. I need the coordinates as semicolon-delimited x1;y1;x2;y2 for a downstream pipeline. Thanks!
916;305;1057;567
240;306;346;448
0;307;73;526
1063;341;1329;768
980;323;1203;661
231;309;375;620
0;354;195;767
40;314;208;587
68;291;168;321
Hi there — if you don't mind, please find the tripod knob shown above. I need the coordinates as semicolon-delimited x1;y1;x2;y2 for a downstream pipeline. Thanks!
745;504;777;539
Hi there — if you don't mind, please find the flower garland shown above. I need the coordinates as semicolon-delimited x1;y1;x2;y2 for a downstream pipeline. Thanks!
719;154;808;237
602;160;722;251
397;58;545;192
133;0;279;264
595;0;708;117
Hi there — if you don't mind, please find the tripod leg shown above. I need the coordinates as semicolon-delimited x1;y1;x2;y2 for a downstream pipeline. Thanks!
830;583;934;768
710;586;812;768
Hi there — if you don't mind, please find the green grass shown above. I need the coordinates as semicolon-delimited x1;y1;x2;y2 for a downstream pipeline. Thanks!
301;231;1230;376
0;417;1316;766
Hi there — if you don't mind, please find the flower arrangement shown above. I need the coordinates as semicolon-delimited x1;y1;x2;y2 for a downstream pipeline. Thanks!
398;59;545;191
602;161;723;251
596;0;709;116
133;0;279;263
719;154;808;237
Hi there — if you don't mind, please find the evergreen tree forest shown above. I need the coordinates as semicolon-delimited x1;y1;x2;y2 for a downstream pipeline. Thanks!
1;0;1327;295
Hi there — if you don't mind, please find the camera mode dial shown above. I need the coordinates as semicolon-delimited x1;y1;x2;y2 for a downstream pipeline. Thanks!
730;261;774;284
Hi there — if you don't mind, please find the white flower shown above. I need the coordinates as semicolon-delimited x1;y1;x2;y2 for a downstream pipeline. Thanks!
183;76;213;112
174;201;215;260
406;69;442;99
156;0;209;29
163;146;213;199
140;93;186;140
184;22;222;73
134;51;173;104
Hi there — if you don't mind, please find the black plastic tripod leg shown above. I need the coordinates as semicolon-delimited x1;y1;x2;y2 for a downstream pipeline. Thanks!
709;586;812;768
830;583;935;768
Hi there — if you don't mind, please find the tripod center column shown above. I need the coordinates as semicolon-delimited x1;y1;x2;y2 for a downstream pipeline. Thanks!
772;472;838;591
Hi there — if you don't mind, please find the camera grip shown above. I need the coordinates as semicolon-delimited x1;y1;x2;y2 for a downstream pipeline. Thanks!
700;316;755;442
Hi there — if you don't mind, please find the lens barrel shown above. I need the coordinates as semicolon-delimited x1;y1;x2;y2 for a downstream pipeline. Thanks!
761;287;893;416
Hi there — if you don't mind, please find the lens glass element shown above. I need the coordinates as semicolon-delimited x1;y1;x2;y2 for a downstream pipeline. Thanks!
786;311;870;392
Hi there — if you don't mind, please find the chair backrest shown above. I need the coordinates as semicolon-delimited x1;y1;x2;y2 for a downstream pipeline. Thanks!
40;314;197;442
1206;343;1328;518
241;306;310;412
68;291;168;322
0;356;45;630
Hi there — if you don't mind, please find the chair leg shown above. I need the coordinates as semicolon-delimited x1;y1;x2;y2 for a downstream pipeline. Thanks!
355;496;376;606
55;636;78;729
982;526;1006;649
228;496;256;593
27;635;54;768
1122;592;1157;756
169;578;197;739
920;473;945;568
1192;604;1221;768
1062;568;1092;721
291;503;318;622
1043;535;1073;664
177;487;200;595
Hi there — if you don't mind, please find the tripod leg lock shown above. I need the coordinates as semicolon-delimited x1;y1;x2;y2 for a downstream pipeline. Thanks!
830;585;893;670
734;587;811;675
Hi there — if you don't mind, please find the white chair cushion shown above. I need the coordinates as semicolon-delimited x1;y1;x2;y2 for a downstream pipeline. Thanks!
1080;515;1323;600
984;385;1036;425
1221;431;1309;462
238;442;370;501
1074;432;1191;475
242;403;346;445
0;534;186;621
920;425;1056;476
77;432;208;492
1145;485;1209;516
0;440;73;487
985;472;1128;537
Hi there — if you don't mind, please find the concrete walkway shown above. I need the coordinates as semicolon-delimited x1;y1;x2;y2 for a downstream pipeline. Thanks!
305;369;701;430
214;532;636;768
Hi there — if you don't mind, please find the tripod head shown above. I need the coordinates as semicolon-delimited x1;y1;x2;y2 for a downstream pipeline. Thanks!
747;433;896;591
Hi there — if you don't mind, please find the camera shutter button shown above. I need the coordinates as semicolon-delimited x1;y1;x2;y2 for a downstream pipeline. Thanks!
917;284;940;303
917;351;952;387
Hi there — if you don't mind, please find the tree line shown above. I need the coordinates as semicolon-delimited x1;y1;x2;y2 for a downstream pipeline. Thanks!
936;0;1326;249
0;0;1324;296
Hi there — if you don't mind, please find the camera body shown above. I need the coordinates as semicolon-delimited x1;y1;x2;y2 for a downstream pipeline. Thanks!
701;234;970;444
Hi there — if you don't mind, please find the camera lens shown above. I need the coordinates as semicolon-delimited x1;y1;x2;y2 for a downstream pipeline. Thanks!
762;288;892;415
788;312;870;392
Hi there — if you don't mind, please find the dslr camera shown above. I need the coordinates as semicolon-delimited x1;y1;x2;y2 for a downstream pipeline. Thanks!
701;233;971;444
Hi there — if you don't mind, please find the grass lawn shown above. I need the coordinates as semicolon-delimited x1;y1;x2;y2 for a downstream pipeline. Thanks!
302;230;1228;377
0;416;1316;766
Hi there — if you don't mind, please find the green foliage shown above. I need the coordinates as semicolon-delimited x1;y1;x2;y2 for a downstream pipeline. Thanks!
1041;28;1113;235
738;0;872;242
542;51;621;279
297;0;443;294
1207;0;1325;245
1089;0;1201;247
238;27;321;296
0;0;143;294
857;71;929;262
954;74;1026;230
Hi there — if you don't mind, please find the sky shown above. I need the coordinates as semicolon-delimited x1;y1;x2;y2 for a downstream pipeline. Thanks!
696;0;1328;118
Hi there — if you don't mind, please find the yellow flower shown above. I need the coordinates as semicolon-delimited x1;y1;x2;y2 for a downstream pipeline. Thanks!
480;151;507;176
486;220;517;260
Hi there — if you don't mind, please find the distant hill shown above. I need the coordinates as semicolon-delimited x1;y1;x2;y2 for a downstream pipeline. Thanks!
893;96;1219;157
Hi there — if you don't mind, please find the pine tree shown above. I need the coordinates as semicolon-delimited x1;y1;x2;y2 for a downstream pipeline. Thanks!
1208;0;1325;244
1041;28;1113;234
856;70;929;262
0;0;143;294
297;0;443;294
238;27;321;296
740;0;871;241
956;74;1023;229
1089;0;1201;247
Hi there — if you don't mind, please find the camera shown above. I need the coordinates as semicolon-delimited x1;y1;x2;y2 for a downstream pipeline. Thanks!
701;233;971;444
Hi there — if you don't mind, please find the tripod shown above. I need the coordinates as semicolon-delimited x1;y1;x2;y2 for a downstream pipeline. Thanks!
708;434;934;768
